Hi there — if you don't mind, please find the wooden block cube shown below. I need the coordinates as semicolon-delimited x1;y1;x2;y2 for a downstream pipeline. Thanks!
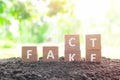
65;50;81;62
43;46;58;62
22;46;38;62
86;34;101;50
65;34;80;51
86;50;101;62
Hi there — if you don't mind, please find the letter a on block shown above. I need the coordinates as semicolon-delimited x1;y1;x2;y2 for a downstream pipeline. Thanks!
22;46;38;62
47;50;55;59
43;46;58;62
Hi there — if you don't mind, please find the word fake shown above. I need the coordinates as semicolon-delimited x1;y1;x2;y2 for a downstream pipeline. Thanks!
22;34;101;62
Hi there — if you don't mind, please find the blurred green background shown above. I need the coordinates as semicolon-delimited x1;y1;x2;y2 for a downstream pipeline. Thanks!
0;0;120;59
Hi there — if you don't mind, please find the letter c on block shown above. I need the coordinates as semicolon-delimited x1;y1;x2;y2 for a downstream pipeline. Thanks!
69;38;75;47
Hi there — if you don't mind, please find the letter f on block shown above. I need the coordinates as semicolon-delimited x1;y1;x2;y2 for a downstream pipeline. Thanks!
27;50;32;59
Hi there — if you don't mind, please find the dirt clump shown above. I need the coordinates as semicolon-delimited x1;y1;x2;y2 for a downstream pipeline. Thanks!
0;57;120;80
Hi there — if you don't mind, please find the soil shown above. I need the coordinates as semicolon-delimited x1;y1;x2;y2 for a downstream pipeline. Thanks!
0;57;120;80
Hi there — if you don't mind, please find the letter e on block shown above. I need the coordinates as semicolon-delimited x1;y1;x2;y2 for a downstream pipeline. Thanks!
43;46;58;62
86;50;101;62
86;34;101;50
22;46;38;62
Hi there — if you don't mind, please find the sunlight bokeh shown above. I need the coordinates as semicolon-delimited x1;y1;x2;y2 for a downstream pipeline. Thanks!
0;0;120;59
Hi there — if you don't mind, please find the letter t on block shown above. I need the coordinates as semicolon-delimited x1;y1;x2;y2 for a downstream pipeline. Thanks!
22;46;38;62
86;34;101;50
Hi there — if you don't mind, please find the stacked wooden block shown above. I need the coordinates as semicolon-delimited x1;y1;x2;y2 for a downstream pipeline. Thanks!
22;34;101;62
64;35;81;61
86;34;101;62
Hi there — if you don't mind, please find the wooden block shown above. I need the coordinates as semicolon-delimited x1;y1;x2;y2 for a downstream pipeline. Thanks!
86;34;101;50
65;34;80;51
22;46;38;62
86;50;101;62
65;50;81;62
43;46;58;62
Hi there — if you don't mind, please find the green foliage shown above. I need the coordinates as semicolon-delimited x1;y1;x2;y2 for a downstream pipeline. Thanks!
0;41;14;48
18;19;49;43
10;1;30;20
35;23;49;43
1;43;13;48
0;0;120;47
48;0;67;16
0;16;10;25
0;0;5;13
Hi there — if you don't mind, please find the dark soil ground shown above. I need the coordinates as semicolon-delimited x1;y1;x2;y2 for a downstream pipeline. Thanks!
0;57;120;80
